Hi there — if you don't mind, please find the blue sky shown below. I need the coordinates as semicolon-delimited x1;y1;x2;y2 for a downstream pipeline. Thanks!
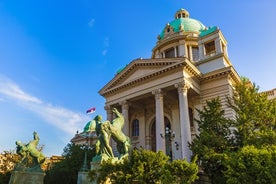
0;0;275;156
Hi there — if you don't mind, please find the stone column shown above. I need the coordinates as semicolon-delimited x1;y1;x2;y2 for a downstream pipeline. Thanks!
104;105;112;122
198;43;204;60
215;38;223;54
120;100;129;136
175;82;192;161
152;89;166;153
174;46;177;57
189;45;193;61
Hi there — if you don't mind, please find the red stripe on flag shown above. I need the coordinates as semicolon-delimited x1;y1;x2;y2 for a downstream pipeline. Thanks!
86;107;95;114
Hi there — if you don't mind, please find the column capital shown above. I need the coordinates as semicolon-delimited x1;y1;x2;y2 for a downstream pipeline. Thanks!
175;82;190;93
152;89;164;100
104;105;112;112
119;100;130;110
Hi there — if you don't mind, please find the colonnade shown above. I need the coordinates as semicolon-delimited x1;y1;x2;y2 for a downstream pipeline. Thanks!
105;81;192;161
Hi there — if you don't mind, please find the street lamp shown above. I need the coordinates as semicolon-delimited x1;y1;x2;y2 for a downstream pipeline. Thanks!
160;127;175;140
80;132;89;171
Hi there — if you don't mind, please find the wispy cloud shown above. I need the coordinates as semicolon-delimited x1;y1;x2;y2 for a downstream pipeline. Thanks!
0;77;42;104
0;75;89;135
102;50;108;56
88;18;95;28
103;37;109;47
102;37;109;56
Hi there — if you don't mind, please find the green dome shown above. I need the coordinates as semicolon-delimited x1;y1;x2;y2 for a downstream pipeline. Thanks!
159;9;205;40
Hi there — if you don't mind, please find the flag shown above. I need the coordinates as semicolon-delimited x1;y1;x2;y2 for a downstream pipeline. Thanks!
86;107;96;114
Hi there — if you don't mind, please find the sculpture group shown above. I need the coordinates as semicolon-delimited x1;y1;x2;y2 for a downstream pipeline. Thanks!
15;131;45;171
83;108;131;162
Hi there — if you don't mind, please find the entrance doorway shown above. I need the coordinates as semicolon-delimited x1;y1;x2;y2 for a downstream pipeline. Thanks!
150;117;172;158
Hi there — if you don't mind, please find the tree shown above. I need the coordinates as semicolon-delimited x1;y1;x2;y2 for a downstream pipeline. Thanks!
89;149;198;184
228;78;276;148
0;151;21;184
190;78;276;184
224;145;276;184
190;98;233;184
44;143;96;184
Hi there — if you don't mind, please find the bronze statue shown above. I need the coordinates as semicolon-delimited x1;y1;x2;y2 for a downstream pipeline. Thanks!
15;131;45;171
83;108;131;162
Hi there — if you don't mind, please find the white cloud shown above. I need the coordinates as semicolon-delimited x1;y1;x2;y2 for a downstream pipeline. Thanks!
0;75;89;135
102;37;109;56
0;76;42;104
88;18;95;28
104;37;109;47
102;50;108;56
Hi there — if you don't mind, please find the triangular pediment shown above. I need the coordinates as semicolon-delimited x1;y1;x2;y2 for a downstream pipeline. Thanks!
99;58;201;96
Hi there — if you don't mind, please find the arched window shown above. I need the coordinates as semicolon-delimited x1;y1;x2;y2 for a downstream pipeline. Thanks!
132;119;139;137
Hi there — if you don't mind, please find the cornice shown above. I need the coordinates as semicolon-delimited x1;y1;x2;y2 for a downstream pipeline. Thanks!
201;66;240;84
99;58;201;97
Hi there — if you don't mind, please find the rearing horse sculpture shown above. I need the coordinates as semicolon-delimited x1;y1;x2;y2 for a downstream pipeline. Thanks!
83;108;131;161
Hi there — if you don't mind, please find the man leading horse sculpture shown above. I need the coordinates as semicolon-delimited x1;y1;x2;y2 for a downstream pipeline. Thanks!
15;131;45;171
83;108;131;162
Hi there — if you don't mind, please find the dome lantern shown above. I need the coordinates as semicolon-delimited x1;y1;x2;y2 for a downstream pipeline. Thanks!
175;9;190;19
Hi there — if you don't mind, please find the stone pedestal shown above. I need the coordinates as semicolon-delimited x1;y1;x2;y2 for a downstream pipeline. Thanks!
77;162;101;184
77;171;93;184
9;170;45;184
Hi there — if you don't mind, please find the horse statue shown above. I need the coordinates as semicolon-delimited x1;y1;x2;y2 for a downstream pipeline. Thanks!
15;131;45;171
83;108;131;161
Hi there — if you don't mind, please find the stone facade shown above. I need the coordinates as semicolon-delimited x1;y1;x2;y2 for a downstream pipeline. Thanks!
99;9;244;160
98;9;241;161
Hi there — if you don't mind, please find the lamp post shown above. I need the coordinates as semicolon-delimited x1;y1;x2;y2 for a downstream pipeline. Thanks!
160;126;176;160
80;132;89;171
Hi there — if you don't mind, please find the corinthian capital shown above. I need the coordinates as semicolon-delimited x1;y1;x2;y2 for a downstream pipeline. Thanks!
119;100;129;110
152;88;164;100
175;81;190;93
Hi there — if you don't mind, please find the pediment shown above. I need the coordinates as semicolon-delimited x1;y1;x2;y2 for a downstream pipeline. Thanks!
99;58;187;96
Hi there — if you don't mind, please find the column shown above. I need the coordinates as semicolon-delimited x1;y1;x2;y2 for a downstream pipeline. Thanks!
174;46;177;57
189;45;193;61
152;89;166;153
215;38;223;54
120;100;129;136
175;82;192;161
104;105;112;122
198;44;204;60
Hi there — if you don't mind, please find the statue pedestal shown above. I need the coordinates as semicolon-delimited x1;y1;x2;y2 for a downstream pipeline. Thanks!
77;171;93;184
9;170;45;184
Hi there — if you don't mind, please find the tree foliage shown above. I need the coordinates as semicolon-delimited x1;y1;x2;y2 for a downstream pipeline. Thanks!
90;149;198;184
0;151;21;184
224;145;276;184
190;98;233;184
44;143;96;184
190;78;276;184
228;78;276;148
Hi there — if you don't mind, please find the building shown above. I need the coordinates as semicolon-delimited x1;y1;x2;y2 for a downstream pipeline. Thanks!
70;8;275;162
71;131;98;147
98;9;240;161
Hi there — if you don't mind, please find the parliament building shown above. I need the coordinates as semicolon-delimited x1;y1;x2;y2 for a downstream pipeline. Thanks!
72;9;275;161
98;8;239;161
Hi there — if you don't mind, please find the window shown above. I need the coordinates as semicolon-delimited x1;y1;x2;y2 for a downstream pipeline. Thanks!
192;46;199;61
189;107;194;127
204;40;216;56
132;119;139;137
165;48;175;58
